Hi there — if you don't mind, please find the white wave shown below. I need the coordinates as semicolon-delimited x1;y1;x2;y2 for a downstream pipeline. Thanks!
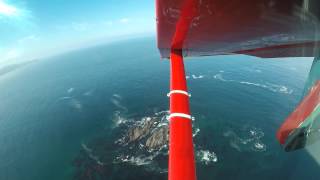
239;81;293;94
70;99;82;110
83;90;94;96
239;81;270;91
193;128;200;137
112;111;128;128
192;74;205;79
139;143;145;149
246;68;262;73
252;142;266;152
145;117;152;121
159;169;168;174
114;136;126;145
111;97;128;112
197;150;218;165
58;96;72;100
57;97;83;110
113;110;168;130
266;83;293;94
186;75;190;79
113;94;122;99
212;72;293;94
81;143;104;166
213;73;229;82
81;143;92;153
157;122;168;128
155;110;170;124
223;126;266;152
115;155;153;166
67;88;74;93
230;141;242;152
154;110;169;116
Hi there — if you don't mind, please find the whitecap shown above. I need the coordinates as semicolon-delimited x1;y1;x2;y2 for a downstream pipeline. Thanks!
230;141;242;152
239;81;293;94
213;73;229;82
81;143;92;153
239;81;263;87
112;111;128;128
224;126;267;152
81;143;104;166
115;155;153;166
253;142;266;152
111;98;128;112
157;122;168;127
192;74;204;79
197;150;218;165
70;99;82;110
58;96;72;100
154;110;169;116
265;83;293;94
67;88;74;93
83;90;94;96
193;128;200;137
113;94;122;99
212;71;293;94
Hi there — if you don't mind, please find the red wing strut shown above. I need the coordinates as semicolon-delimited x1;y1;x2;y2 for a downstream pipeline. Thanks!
168;50;196;180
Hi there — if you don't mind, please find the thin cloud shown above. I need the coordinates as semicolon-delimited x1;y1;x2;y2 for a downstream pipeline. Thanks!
1;48;21;62
18;35;38;44
7;49;20;59
104;20;113;26
119;18;129;24
71;22;91;31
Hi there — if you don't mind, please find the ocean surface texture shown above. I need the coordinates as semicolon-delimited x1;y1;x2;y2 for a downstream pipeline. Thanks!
0;38;319;180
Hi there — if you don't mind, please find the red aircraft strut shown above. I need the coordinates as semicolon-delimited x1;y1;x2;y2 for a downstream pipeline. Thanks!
166;0;198;179
168;49;196;180
165;0;198;179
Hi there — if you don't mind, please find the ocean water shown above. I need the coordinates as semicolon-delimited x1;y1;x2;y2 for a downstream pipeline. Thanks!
0;37;319;180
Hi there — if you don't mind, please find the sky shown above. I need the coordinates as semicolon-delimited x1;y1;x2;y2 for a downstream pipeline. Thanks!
0;0;155;66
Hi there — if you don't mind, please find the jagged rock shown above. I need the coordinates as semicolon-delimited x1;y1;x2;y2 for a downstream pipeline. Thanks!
120;117;169;150
146;127;168;150
126;118;156;142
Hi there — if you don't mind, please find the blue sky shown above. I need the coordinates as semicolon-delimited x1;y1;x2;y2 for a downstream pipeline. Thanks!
0;0;155;66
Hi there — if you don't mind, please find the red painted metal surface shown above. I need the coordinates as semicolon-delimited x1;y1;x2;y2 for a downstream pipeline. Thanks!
276;80;320;145
169;49;196;180
157;0;320;58
165;0;197;179
170;0;198;49
234;41;320;58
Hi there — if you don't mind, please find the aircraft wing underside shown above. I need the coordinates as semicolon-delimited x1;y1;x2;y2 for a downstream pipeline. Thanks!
156;0;320;58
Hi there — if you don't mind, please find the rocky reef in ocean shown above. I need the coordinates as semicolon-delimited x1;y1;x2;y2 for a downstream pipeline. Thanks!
115;115;168;151
72;109;217;180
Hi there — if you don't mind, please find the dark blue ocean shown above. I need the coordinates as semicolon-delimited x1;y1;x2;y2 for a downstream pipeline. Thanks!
0;37;319;180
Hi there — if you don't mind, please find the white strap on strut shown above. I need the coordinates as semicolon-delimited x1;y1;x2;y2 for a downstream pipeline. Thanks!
167;113;193;120
167;90;191;97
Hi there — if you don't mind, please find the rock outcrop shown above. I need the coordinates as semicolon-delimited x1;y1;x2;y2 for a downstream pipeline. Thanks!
118;117;168;150
146;126;168;150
